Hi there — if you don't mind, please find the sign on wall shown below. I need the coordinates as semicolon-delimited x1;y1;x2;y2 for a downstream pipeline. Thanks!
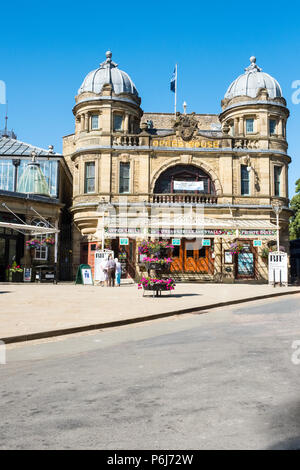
253;240;262;247
120;238;129;245
202;239;211;246
172;238;181;246
173;180;204;191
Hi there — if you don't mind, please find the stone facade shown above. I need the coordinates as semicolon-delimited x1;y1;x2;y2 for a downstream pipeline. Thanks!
63;53;292;282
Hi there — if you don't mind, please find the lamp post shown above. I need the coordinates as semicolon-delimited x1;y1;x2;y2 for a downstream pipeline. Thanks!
272;200;283;252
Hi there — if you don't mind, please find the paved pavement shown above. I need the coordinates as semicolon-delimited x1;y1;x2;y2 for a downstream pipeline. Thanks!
1;294;300;449
0;283;299;341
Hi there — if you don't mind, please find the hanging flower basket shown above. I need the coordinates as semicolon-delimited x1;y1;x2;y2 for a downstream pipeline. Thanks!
229;242;245;255
138;240;174;257
26;239;42;249
42;237;55;246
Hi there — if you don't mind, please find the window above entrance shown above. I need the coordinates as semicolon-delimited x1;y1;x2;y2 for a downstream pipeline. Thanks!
154;165;215;195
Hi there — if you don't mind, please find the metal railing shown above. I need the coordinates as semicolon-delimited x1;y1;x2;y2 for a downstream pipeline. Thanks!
152;193;218;204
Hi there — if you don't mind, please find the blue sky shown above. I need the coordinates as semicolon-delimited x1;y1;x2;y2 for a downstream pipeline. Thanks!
1;0;300;196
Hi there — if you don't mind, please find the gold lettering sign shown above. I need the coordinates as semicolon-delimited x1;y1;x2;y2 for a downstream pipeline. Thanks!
152;138;220;148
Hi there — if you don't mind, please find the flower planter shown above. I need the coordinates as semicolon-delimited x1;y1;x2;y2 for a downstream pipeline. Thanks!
9;271;23;282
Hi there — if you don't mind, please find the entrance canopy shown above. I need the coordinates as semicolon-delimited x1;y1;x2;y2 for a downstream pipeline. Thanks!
0;221;59;235
101;217;277;239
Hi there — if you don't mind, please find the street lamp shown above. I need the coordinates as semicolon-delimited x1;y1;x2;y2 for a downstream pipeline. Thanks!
271;199;283;252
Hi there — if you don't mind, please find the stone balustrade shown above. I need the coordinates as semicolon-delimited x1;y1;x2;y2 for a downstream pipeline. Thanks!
152;193;218;204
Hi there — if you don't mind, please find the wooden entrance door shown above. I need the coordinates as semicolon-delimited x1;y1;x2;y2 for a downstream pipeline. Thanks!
170;239;214;274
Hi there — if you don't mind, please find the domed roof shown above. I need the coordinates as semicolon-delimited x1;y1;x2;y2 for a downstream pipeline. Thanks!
78;51;139;97
225;57;282;100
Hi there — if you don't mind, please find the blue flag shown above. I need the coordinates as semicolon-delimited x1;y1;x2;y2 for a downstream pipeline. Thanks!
170;67;176;93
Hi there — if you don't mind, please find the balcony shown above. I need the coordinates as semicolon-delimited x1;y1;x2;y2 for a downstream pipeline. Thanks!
152;193;218;204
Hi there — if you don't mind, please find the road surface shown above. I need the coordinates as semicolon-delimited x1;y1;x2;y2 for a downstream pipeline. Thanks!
1;294;300;449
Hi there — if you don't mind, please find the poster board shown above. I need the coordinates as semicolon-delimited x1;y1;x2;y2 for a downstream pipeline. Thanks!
23;268;32;282
94;250;114;281
75;264;94;285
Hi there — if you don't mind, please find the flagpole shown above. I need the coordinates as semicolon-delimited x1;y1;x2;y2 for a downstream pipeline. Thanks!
174;63;177;116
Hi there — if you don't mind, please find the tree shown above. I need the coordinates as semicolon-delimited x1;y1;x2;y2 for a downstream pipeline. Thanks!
289;178;300;239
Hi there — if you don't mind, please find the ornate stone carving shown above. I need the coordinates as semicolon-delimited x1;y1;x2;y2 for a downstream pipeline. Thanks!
173;112;199;141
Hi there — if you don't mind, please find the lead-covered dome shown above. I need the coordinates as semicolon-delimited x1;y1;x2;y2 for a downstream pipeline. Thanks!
78;51;139;97
225;56;282;100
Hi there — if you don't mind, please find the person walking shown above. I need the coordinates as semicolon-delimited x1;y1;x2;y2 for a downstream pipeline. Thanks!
115;258;122;287
107;255;116;287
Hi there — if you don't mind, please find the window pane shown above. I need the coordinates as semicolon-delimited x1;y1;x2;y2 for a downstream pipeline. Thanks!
274;166;281;196
119;162;130;193
241;165;250;195
246;119;254;133
114;115;123;131
91;115;98;130
0;160;15;191
84;162;95;193
270;119;276;135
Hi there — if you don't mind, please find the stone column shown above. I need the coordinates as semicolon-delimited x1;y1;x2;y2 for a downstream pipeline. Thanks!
80;114;85;132
234;118;239;136
124;114;129;133
214;238;222;281
85;113;89;132
278;119;283;137
239;116;244;135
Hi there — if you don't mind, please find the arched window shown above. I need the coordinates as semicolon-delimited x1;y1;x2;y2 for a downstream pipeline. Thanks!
154;165;215;194
32;219;48;261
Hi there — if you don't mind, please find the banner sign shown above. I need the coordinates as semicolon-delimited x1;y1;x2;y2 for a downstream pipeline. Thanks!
173;180;204;191
240;230;276;237
152;138;220;149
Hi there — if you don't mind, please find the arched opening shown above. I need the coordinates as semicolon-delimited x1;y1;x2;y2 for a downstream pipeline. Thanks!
153;164;215;195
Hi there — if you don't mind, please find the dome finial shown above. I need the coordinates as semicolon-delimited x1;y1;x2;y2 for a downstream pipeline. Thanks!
100;50;117;69
245;56;262;73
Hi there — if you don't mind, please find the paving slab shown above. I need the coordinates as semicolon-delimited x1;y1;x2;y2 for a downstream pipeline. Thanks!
0;282;299;342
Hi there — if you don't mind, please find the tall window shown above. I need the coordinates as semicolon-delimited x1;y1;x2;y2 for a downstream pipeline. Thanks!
0;159;14;191
91;115;99;130
269;119;276;135
32;220;48;261
241;165;250;195
246;119;254;134
274;166;282;197
114;114;123;131
84;162;95;193
119;162;130;193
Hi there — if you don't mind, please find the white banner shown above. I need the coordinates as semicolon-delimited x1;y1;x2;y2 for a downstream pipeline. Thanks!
173;180;204;191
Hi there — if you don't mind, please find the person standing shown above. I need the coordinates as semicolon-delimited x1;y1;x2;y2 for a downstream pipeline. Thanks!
107;255;116;287
115;258;122;287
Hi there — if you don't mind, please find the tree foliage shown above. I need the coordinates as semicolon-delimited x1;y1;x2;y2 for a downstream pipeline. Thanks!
289;178;300;239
